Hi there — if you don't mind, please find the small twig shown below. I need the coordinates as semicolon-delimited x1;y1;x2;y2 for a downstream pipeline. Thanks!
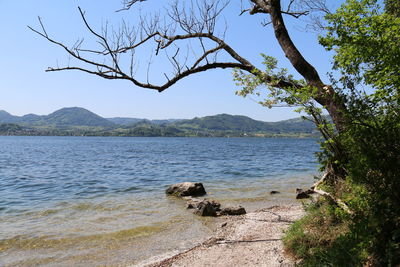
216;238;281;244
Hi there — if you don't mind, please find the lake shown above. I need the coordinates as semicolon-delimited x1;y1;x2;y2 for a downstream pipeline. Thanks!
0;136;320;266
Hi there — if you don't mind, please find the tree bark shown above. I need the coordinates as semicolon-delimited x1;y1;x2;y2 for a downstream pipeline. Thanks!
253;0;347;132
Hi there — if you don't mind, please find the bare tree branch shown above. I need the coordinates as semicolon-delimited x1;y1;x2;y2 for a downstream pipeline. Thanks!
118;0;147;12
242;0;309;19
295;0;333;31
32;2;306;93
27;2;255;91
30;0;346;131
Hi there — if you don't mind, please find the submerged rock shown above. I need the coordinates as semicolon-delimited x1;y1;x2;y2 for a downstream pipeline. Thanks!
270;191;281;195
186;198;221;213
185;197;203;209
219;206;246;216
185;198;245;216
210;200;221;211
295;188;314;199
173;191;247;217
186;202;196;209
194;200;217;217
166;182;206;197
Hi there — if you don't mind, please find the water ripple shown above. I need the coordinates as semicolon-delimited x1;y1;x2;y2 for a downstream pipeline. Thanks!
0;136;319;240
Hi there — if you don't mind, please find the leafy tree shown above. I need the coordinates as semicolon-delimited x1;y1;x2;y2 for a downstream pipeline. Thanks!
320;0;400;105
284;1;399;265
385;0;400;16
318;0;400;264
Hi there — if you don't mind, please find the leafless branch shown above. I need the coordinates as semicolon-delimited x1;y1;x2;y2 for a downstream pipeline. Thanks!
243;0;309;19
29;2;263;91
30;4;268;92
192;44;223;69
30;1;305;95
295;0;333;31
117;0;147;12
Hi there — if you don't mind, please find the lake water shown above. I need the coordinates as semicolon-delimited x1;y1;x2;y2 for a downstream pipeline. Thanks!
0;136;320;266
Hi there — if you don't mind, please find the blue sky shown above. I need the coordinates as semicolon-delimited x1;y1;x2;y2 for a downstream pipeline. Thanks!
0;0;342;121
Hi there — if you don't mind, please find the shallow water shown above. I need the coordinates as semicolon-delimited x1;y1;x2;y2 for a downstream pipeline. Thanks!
0;136;320;266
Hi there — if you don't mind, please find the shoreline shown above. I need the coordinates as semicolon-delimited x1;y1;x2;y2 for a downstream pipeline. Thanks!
133;204;304;267
0;134;317;138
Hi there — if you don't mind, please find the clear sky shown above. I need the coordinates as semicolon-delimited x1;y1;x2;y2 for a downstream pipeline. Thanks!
0;0;342;121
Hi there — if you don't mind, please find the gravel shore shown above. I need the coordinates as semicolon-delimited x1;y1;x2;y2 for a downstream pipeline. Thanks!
134;204;304;267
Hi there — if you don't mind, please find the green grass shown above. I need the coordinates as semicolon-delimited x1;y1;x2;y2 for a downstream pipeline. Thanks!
283;199;368;266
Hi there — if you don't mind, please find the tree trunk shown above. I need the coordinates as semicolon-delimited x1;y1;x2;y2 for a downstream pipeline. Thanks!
264;0;347;132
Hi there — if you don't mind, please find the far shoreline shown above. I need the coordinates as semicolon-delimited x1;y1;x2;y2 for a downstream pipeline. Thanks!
0;134;319;138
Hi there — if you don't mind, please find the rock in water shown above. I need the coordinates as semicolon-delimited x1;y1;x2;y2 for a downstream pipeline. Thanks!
295;188;311;199
219;206;246;216
210;200;221;211
166;182;207;197
185;197;221;211
270;191;280;195
194;200;217;217
185;197;203;209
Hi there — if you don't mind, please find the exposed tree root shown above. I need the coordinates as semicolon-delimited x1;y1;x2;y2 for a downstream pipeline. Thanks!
311;170;353;215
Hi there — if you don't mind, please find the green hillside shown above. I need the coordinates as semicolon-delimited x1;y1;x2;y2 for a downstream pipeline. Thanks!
45;107;115;127
106;117;143;125
174;114;269;131
0;107;115;127
0;108;320;137
0;110;19;123
106;117;182;125
172;114;317;134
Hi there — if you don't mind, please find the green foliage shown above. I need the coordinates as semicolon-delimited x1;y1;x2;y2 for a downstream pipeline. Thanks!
232;0;398;264
233;54;343;175
319;0;400;105
233;54;315;110
0;123;24;135
250;0;400;265
287;132;400;264
288;1;400;265
384;0;400;16
339;111;400;265
284;199;368;266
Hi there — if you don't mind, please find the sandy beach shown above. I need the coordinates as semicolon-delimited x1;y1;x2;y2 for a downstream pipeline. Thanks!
133;204;304;267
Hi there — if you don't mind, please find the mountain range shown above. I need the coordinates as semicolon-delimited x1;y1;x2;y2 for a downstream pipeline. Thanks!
0;107;319;137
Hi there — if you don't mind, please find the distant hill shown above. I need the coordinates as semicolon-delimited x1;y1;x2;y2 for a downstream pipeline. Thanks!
0;107;115;127
0;110;19;123
107;117;182;126
21;114;44;124
45;107;115;127
0;108;321;137
171;114;317;134
106;117;143;125
174;114;270;131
